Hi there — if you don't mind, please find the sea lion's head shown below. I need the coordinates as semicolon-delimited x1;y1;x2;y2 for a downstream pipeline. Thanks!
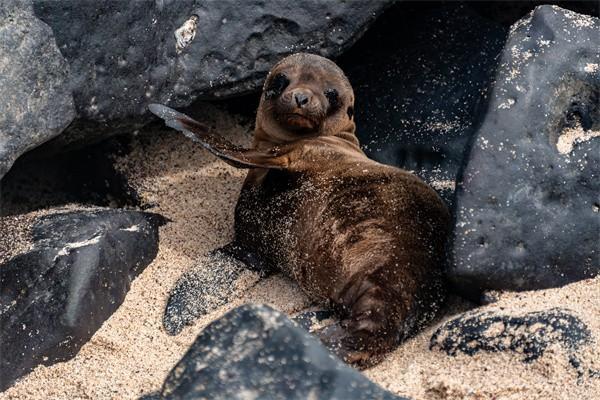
255;53;356;145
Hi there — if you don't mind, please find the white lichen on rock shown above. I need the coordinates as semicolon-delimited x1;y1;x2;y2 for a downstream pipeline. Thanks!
120;224;140;232
556;125;600;155
175;15;199;53
583;63;598;73
497;98;515;109
54;234;103;259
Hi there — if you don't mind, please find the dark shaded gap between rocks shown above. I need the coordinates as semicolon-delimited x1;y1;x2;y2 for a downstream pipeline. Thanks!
0;135;141;217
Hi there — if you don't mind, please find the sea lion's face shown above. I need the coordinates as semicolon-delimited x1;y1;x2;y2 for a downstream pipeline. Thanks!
256;53;355;143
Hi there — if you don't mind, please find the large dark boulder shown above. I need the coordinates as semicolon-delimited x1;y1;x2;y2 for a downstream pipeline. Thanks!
157;304;407;400
30;0;390;146
449;5;600;295
0;208;164;391
0;0;75;180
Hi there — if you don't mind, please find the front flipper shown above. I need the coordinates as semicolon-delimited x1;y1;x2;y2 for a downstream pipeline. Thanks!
149;103;292;170
218;242;278;277
163;245;264;335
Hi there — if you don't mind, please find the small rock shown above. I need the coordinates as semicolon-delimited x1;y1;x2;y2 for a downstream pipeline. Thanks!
158;304;408;400
0;208;165;390
430;308;590;366
450;5;600;294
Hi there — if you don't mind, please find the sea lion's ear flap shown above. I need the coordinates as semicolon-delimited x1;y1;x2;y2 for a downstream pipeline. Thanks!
148;104;289;170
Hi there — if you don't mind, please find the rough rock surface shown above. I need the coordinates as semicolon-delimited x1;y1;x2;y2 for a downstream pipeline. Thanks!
157;304;406;400
430;308;591;375
0;0;75;179
0;208;164;390
31;0;389;146
338;3;507;206
450;5;600;295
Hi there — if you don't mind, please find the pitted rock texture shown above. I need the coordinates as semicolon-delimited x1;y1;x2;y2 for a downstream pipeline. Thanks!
158;304;407;400
450;5;600;295
0;208;164;391
0;0;75;180
30;0;389;146
430;308;591;365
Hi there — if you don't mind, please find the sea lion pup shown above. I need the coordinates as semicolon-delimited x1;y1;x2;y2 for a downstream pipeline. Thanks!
149;53;450;366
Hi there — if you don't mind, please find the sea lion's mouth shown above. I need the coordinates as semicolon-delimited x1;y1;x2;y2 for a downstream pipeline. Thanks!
283;113;317;130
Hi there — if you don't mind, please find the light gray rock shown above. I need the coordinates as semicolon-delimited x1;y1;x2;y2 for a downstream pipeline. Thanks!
0;0;74;180
449;6;600;295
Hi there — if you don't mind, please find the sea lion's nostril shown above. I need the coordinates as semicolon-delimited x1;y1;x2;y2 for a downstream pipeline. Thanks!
294;92;310;108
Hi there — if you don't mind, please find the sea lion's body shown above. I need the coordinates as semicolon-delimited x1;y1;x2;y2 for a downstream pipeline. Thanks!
234;137;449;363
150;53;450;365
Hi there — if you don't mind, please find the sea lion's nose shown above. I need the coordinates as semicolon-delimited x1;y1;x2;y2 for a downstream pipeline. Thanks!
294;90;310;108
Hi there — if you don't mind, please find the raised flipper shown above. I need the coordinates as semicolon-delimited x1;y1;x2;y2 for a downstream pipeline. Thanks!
149;103;291;170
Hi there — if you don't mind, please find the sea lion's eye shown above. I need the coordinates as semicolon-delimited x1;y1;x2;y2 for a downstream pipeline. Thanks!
347;106;354;119
324;89;340;111
265;73;289;99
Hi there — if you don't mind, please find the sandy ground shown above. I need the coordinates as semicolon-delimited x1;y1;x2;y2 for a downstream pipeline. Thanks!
1;104;598;399
0;213;36;264
366;278;600;400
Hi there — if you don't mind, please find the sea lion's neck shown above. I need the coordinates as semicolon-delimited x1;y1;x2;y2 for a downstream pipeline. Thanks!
253;126;362;152
334;130;361;148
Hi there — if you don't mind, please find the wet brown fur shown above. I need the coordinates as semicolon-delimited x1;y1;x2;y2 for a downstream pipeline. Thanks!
149;53;451;366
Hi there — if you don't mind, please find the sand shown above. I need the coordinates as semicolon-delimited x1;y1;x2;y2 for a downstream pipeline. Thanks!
0;213;35;264
1;103;598;399
366;278;600;400
0;104;310;400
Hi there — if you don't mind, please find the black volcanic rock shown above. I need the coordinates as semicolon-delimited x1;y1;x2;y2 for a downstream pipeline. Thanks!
30;0;390;146
158;304;407;400
430;308;591;375
449;5;600;295
0;208;164;391
0;0;75;179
